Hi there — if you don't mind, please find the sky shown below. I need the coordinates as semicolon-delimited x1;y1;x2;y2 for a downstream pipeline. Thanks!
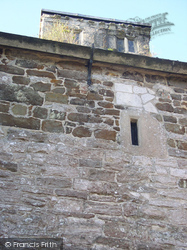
0;0;186;62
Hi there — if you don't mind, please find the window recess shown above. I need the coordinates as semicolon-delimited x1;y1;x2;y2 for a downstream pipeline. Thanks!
125;38;135;53
128;40;135;53
130;119;139;146
117;38;124;52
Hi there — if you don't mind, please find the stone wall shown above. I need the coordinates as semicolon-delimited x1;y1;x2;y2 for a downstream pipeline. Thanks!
40;11;151;55
0;42;187;250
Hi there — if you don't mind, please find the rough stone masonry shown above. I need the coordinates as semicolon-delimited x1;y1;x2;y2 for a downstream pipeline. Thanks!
0;32;187;249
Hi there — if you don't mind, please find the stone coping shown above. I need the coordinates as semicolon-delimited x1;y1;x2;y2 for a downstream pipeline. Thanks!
0;31;187;77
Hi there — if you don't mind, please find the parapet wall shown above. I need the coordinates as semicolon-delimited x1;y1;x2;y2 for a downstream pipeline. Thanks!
40;10;151;55
0;33;187;249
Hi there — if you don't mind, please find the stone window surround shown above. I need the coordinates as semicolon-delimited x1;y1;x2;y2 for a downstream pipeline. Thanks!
124;36;136;53
120;109;168;158
115;35;137;53
130;118;139;145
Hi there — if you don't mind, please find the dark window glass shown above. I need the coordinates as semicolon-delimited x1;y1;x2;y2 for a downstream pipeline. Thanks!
128;40;135;53
131;120;139;146
117;38;124;52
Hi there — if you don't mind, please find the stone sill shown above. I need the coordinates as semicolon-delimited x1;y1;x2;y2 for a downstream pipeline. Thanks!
0;31;187;77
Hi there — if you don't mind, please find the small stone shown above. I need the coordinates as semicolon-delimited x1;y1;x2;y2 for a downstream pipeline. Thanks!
89;116;103;123
67;90;82;97
46;65;56;72
159;97;171;103
104;118;114;126
174;107;187;114
105;97;114;102
70;98;85;105
66;126;73;134
33;107;48;119
68;113;89;123
165;123;185;134
177;141;187;151
181;101;187;107
94;129;116;141
104;109;120;116
65;121;76;127
52;88;65;94
45;93;68;104
103;81;113;87
51;79;63;86
55;189;87;199
168;148;187;158
95;237;129;249
87;169;115;182
85;100;95;108
179;118;187;127
174;88;185;93
0;65;24;75
115;120;119;126
134;72;144;82
87;92;103;100
58;69;87;81
31;82;51;92
76;107;91;113
155;103;174;112
99;89;114;97
123;71;143;82
72;126;92;138
0;102;9;113
98;101;113;108
167;138;176;148
42;120;64;133
12;76;30;85
79;159;102;168
0;83;43;106
0;113;40;130
114;105;125;110
27;69;55;79
170;94;182;100
178;179;187;188
49;109;66;120
37;177;71;188
0;160;18;172
15;59;39;68
92;108;104;115
7;128;48;142
173;101;181;107
145;74;165;83
183;96;187;101
163;115;177;123
64;78;79;88
113;126;120;131
11;104;27;116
